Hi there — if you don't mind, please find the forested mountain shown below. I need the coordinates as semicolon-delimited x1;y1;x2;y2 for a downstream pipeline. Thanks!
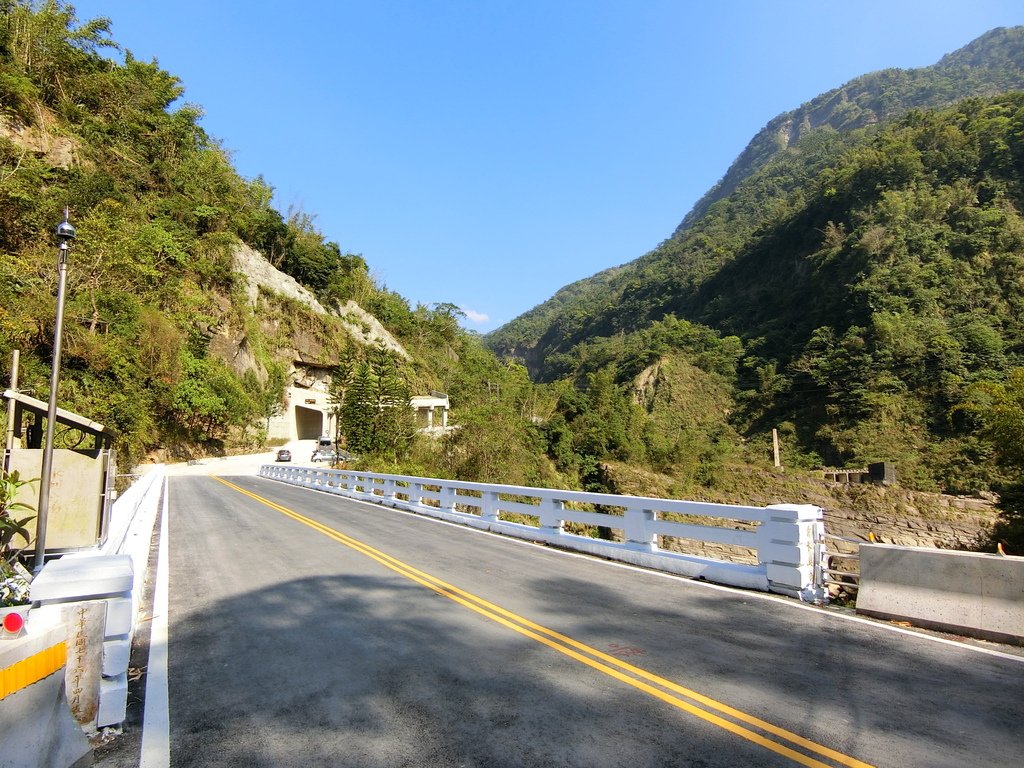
4;4;1024;549
488;27;1024;371
676;26;1024;235
487;26;1024;507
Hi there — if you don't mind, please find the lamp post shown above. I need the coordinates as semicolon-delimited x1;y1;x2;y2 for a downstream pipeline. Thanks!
34;209;76;573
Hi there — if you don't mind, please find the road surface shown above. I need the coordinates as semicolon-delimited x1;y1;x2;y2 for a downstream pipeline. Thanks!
118;470;1024;767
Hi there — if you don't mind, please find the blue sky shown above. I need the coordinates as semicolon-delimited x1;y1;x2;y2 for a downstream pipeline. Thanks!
70;1;1022;332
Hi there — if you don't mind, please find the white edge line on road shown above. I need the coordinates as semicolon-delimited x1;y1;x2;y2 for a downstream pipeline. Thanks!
264;476;1024;666
140;477;171;768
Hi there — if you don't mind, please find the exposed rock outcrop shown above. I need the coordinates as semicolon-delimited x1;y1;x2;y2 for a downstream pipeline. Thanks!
232;244;408;361
233;243;328;314
0;113;76;168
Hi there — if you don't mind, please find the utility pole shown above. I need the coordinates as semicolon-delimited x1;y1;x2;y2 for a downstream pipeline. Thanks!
772;428;781;469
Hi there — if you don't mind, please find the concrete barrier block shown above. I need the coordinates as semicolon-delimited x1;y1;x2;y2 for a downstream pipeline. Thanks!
104;596;134;637
766;504;824;523
102;638;131;677
760;542;806;566
31;555;133;602
857;544;1024;644
766;562;814;589
97;671;128;727
0;625;89;768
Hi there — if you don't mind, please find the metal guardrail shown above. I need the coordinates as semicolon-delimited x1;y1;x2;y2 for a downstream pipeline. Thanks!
820;532;861;594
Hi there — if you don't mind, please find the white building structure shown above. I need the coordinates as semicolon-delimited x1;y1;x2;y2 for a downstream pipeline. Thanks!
267;385;452;443
410;391;450;432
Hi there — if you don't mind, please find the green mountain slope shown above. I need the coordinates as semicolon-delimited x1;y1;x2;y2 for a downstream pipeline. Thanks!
0;2;552;486
487;27;1024;497
488;27;1024;373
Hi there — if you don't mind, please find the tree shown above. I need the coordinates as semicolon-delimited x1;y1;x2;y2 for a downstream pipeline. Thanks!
327;355;355;451
959;369;1024;551
339;345;413;459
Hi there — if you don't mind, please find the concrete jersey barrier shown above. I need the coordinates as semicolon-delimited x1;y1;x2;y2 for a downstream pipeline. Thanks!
857;543;1024;644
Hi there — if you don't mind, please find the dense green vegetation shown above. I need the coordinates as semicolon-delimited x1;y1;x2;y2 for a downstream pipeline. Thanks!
492;92;1024;498
0;0;348;462
488;28;1024;547
0;1;565;491
4;4;1024;550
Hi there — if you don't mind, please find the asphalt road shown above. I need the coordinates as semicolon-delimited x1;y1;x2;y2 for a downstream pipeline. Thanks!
153;474;1023;768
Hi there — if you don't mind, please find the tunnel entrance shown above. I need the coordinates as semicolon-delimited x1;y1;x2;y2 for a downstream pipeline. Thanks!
294;405;325;440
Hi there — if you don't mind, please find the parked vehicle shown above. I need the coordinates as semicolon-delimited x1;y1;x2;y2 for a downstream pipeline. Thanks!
311;449;357;463
275;449;292;462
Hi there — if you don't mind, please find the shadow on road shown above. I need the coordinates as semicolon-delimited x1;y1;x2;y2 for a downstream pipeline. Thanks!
164;570;775;768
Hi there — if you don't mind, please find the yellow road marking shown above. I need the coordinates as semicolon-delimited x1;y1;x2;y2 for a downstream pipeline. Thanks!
214;477;874;768
0;641;66;700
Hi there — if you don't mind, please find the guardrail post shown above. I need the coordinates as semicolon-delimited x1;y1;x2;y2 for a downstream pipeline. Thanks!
625;508;657;552
481;491;500;523
759;504;826;602
538;498;564;536
442;485;457;512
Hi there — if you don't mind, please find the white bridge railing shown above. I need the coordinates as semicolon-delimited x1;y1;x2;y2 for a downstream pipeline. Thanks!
258;464;826;602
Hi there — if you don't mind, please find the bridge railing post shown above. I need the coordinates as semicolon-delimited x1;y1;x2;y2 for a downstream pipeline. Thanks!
441;485;457;512
382;477;397;503
538;497;564;535
481;491;500;523
757;504;826;602
625;508;657;552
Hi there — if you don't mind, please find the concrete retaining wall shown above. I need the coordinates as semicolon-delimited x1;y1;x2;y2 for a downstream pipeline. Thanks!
0;465;165;767
856;543;1024;644
0;624;90;768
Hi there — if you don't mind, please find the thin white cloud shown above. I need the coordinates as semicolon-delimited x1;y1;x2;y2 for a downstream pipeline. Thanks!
461;308;490;324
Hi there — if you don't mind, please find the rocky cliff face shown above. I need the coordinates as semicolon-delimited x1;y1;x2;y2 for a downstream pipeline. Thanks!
220;244;410;386
0;111;76;168
234;243;329;314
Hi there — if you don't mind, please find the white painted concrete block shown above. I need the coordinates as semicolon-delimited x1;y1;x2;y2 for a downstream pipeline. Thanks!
97;672;128;727
766;504;823;522
104;596;134;637
757;520;802;542
759;542;806;565
102;638;131;677
26;603;64;630
766;562;814;589
31;555;133;602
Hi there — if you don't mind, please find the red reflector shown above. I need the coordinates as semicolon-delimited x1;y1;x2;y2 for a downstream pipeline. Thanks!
2;611;25;634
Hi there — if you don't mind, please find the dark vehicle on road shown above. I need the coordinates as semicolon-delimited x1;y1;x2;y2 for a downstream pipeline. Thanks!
275;449;292;462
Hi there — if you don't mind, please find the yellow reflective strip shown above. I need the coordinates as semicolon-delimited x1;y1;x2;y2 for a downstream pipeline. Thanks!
0;641;67;700
217;477;875;768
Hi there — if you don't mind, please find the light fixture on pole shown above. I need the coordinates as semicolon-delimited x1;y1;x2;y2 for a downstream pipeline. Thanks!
34;209;75;573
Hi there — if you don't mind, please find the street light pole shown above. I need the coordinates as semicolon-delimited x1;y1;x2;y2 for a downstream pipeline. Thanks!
34;209;76;573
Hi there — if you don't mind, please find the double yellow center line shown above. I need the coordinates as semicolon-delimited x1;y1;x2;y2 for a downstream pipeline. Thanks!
215;477;873;768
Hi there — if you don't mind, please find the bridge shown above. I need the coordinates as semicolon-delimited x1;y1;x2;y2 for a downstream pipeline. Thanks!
3;457;1023;767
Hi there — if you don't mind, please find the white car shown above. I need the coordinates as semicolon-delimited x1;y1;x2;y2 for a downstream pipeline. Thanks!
311;449;357;463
